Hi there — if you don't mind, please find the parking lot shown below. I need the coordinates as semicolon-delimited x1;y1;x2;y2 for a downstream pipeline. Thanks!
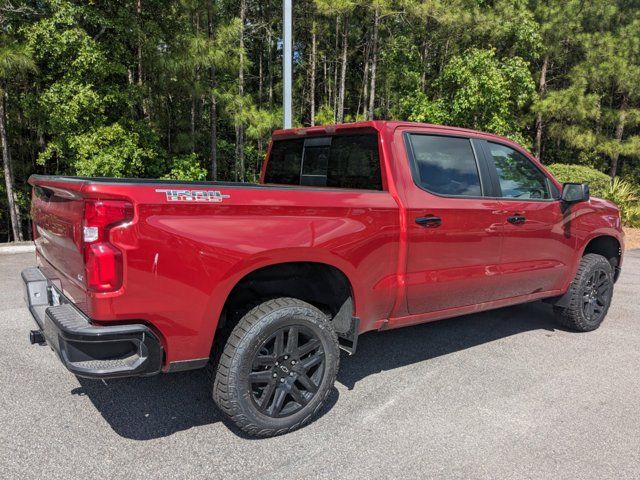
1;251;639;479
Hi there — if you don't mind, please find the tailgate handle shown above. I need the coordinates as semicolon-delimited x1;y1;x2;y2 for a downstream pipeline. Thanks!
35;185;55;200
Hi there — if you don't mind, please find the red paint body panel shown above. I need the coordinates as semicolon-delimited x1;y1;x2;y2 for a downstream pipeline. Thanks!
28;121;624;369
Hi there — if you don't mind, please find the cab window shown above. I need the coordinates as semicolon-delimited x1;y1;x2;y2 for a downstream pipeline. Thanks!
406;134;482;197
488;143;551;200
264;134;382;190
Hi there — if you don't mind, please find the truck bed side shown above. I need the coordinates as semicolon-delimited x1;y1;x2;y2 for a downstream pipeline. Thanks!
30;176;400;368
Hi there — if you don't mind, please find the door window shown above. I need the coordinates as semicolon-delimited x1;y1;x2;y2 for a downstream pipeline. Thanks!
488;143;551;200
406;134;482;197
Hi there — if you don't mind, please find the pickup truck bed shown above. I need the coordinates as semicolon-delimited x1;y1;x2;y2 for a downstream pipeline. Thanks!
28;168;399;371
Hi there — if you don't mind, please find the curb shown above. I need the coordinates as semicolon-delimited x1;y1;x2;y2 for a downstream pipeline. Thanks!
0;243;35;255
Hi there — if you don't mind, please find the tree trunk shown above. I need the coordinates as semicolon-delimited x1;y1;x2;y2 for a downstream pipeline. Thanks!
337;15;349;123
190;94;196;153
420;38;429;91
207;6;217;181
385;77;390;117
332;16;339;120
310;20;317;126
609;94;629;179
166;95;172;153
258;44;263;108
210;81;217;180
323;55;328;105
267;26;273;107
361;42;370;118
439;37;449;77
136;0;149;119
534;54;548;160
235;0;246;181
367;7;379;121
0;93;23;242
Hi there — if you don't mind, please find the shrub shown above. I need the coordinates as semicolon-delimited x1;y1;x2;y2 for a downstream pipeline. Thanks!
546;164;611;198
602;178;640;228
547;164;640;227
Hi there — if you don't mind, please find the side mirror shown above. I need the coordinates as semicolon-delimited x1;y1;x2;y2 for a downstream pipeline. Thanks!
561;183;590;203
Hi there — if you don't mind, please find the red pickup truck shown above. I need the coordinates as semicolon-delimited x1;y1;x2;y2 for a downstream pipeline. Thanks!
22;121;623;436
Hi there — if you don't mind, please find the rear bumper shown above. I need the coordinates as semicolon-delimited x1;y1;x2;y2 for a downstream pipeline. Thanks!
22;267;163;379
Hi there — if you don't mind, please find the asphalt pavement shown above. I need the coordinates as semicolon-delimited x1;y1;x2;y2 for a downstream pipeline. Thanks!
1;251;639;479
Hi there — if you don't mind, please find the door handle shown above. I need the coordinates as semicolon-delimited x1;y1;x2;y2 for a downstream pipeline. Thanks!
507;215;526;225
416;216;442;228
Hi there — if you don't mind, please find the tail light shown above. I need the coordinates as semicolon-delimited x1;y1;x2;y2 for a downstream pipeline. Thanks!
82;200;133;292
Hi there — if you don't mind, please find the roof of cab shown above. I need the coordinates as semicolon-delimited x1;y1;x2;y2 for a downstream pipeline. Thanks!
271;120;517;146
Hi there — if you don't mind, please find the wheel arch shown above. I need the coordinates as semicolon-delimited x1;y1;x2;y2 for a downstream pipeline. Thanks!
220;260;356;324
581;234;622;281
204;254;361;356
548;232;622;310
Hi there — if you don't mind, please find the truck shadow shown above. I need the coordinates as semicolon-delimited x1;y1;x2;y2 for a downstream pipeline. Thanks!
72;371;340;441
337;301;560;390
72;301;560;440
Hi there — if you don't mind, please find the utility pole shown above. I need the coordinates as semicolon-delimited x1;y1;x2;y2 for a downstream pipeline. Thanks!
283;0;292;129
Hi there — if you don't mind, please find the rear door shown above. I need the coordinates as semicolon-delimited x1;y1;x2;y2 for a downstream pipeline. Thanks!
402;132;504;315
479;140;575;298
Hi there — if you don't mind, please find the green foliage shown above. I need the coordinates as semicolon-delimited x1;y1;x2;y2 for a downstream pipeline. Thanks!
39;80;105;135
535;10;640;169
244;105;282;142
405;48;535;141
72;123;162;178
0;41;36;88
314;0;356;16
601;178;640;227
475;0;543;62
547;164;612;198
25;9;113;83
315;104;336;125
380;33;423;118
547;164;640;226
1;0;640;241
161;154;207;181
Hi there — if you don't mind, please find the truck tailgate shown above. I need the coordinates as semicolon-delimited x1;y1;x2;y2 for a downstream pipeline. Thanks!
30;178;86;301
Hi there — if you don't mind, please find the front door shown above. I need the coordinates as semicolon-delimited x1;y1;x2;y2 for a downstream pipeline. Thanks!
480;140;575;298
402;133;505;315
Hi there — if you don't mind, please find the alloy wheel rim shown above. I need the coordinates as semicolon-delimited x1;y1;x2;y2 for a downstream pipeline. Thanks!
248;324;325;418
582;269;611;322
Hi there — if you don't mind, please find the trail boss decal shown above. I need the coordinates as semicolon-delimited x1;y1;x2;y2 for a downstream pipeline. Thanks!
156;189;230;203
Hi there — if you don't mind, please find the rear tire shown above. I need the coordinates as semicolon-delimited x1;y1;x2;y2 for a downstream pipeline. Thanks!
554;253;614;332
212;297;339;437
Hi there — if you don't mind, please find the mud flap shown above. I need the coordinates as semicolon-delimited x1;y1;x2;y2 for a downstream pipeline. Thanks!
331;298;359;355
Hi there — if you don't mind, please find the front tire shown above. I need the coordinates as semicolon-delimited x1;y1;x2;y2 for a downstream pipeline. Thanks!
212;297;339;437
554;253;614;332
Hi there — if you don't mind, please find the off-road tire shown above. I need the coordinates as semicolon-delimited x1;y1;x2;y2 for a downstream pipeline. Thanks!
554;253;614;332
211;297;339;437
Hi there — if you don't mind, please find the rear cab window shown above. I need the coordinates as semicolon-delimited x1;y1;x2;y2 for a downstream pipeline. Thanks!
264;133;383;190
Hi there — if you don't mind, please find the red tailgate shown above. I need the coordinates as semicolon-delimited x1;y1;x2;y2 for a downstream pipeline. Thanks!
29;178;87;304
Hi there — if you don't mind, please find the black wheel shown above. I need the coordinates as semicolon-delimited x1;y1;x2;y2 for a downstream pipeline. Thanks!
554;253;614;332
212;297;339;437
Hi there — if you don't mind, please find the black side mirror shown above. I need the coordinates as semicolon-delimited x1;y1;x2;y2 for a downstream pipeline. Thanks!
561;183;590;203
